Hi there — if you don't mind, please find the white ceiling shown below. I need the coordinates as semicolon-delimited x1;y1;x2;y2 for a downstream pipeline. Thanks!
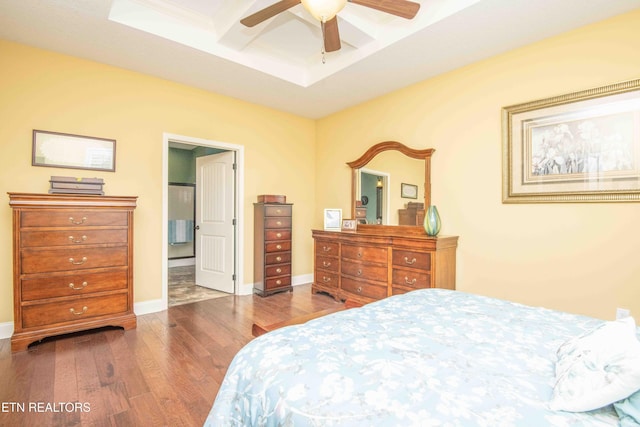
0;0;638;118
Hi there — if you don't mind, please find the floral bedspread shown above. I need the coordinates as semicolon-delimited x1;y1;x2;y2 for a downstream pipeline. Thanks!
206;289;621;426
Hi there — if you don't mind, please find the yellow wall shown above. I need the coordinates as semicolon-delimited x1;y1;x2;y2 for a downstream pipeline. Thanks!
0;40;316;323
316;9;640;320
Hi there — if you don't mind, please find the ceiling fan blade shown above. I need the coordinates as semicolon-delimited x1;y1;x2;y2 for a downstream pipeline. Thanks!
240;0;301;27
322;17;341;52
348;0;420;19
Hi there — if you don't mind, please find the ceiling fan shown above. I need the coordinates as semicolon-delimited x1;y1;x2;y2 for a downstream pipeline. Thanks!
240;0;421;53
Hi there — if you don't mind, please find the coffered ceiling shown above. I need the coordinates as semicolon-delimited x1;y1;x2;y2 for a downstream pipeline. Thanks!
0;0;638;118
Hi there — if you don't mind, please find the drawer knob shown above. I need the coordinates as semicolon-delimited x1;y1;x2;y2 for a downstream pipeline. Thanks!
276;233;282;238
69;281;88;290
322;246;331;252
404;257;417;265
323;276;331;283
276;268;282;273
68;235;88;244
69;216;87;225
356;286;362;293
357;269;362;276
276;209;282;214
276;280;282;285
404;277;417;285
276;256;282;262
69;257;87;265
276;221;282;226
357;252;362;258
322;261;331;267
276;244;282;250
69;306;88;316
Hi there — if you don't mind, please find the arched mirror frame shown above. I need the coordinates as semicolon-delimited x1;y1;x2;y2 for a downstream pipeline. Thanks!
348;141;434;234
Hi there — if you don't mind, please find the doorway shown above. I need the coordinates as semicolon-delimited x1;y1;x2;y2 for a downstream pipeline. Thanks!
359;168;390;225
162;133;245;309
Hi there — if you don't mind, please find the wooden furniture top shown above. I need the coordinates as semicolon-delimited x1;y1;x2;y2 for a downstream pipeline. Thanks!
8;192;138;208
251;300;362;337
312;228;458;249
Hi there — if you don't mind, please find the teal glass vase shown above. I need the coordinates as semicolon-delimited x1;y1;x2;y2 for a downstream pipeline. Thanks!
424;205;441;236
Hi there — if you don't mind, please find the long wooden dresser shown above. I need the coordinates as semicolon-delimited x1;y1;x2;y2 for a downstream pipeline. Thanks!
312;228;458;305
8;193;137;352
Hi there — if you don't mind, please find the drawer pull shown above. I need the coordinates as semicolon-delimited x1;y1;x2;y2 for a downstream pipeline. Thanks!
69;306;88;316
68;235;87;243
357;251;362;258
69;257;87;265
356;286;362;293
404;257;417;265
276;221;282;226
322;246;331;252
276;209;282;214
276;256;282;262
276;268;282;273
276;280;282;285
322;261;331;267
323;276;331;283
69;216;87;225
404;277;417;285
276;244;282;250
69;281;88;290
357;269;362;276
276;233;282;238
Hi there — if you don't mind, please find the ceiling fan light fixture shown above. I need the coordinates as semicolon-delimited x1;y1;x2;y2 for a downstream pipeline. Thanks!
300;0;347;22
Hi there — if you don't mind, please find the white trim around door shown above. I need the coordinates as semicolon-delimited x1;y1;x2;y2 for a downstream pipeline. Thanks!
161;132;245;311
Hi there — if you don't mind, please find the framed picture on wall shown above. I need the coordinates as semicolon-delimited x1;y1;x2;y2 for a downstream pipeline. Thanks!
323;208;342;231
401;183;418;199
502;78;640;203
32;129;116;172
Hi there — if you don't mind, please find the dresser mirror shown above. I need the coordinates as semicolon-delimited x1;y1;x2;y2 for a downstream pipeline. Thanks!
347;141;434;232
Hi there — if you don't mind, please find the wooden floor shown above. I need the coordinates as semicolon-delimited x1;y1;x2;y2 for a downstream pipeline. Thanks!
0;284;342;427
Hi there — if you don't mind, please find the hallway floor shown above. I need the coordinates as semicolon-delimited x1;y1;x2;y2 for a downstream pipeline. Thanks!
168;265;230;307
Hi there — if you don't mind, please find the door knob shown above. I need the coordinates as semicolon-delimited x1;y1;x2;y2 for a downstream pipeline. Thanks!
195;225;200;230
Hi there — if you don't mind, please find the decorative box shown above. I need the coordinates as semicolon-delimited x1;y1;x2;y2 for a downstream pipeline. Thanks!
257;194;286;203
49;176;105;195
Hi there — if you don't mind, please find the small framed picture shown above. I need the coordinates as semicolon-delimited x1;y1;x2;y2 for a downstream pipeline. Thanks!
401;183;418;199
341;219;357;232
323;208;342;231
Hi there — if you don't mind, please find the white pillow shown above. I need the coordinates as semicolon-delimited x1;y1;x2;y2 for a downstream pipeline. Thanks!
549;316;640;412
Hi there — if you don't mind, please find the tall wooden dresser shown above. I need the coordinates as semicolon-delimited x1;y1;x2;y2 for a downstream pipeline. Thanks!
9;193;137;352
253;202;293;296
312;228;458;306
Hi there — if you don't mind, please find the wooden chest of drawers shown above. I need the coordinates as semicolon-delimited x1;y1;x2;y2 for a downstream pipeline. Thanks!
312;229;458;305
253;202;293;296
8;193;137;352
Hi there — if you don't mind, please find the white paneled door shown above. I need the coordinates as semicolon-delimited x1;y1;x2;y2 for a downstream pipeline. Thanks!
195;151;235;293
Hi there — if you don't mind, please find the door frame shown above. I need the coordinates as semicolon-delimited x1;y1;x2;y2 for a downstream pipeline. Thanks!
162;132;245;309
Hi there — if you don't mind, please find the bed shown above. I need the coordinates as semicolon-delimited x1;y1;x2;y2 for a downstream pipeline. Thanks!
206;289;640;426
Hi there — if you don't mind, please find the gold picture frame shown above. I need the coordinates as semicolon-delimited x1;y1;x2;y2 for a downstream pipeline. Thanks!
502;78;640;203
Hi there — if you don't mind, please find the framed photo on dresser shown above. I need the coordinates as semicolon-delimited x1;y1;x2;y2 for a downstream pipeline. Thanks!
323;208;342;231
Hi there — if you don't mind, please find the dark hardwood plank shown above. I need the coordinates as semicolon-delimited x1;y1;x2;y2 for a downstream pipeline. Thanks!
0;284;341;426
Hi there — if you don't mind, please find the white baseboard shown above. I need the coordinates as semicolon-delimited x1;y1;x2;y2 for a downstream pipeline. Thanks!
241;273;313;296
168;257;195;268
134;298;166;316
292;273;313;286
0;321;13;340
